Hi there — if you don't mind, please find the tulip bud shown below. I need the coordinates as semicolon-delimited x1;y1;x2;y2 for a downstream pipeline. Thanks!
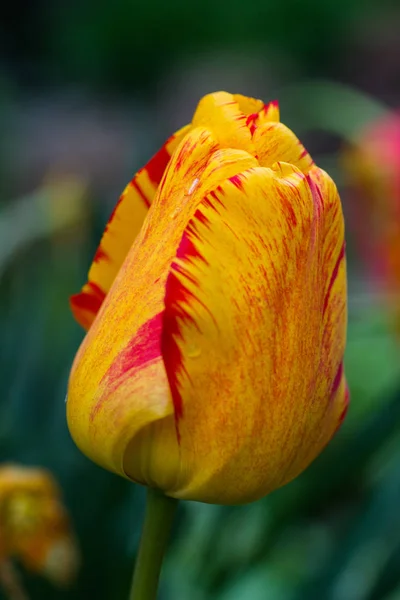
68;92;348;504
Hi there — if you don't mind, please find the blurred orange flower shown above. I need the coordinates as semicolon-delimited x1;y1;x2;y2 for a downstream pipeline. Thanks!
344;112;400;335
0;464;79;586
68;91;348;505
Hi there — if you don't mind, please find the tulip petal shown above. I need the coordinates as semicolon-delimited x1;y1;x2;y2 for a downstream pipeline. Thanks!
243;100;280;136
70;124;190;330
232;93;265;115
70;92;283;331
67;127;261;486
253;121;314;172
192;91;256;155
162;163;347;504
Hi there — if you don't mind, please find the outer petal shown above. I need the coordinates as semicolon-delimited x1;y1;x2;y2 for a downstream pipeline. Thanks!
67;127;259;488
70;92;284;330
162;164;347;504
70;124;190;330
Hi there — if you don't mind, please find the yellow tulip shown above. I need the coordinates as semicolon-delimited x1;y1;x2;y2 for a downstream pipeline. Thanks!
68;91;348;505
0;464;79;584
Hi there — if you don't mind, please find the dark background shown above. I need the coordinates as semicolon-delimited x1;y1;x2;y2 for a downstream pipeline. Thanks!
0;1;400;598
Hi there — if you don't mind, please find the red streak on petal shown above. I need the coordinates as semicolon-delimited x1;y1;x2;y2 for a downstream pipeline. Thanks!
105;194;124;231
334;386;350;434
230;173;245;191
71;282;105;313
131;180;151;208
70;282;106;328
145;145;171;185
307;175;323;220
103;312;163;389
264;100;279;113
208;187;227;209
178;218;209;264
299;147;310;160
246;113;258;136
323;242;345;314
276;187;297;227
162;271;192;431
209;190;219;202
88;281;107;298
162;200;223;437
126;312;162;369
162;228;204;432
91;313;163;423
93;246;109;263
331;361;344;396
192;208;210;228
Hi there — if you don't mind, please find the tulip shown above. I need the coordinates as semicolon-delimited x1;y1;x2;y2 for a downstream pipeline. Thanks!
0;464;79;586
68;91;348;599
68;91;348;508
343;112;400;335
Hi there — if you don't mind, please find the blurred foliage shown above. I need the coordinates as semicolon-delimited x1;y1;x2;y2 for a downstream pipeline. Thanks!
0;0;397;90
1;0;400;598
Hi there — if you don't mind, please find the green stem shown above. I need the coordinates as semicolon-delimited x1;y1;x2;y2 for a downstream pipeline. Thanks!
129;488;178;600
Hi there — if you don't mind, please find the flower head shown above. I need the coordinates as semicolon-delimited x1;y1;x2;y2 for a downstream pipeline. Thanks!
0;465;79;584
68;92;348;504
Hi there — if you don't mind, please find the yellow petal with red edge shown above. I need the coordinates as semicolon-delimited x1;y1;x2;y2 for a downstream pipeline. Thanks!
160;163;347;504
68;91;346;504
70;92;283;330
70;124;190;330
239;98;281;137
67;126;259;488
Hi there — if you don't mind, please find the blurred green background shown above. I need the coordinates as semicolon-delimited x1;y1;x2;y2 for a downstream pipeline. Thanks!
1;0;400;598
